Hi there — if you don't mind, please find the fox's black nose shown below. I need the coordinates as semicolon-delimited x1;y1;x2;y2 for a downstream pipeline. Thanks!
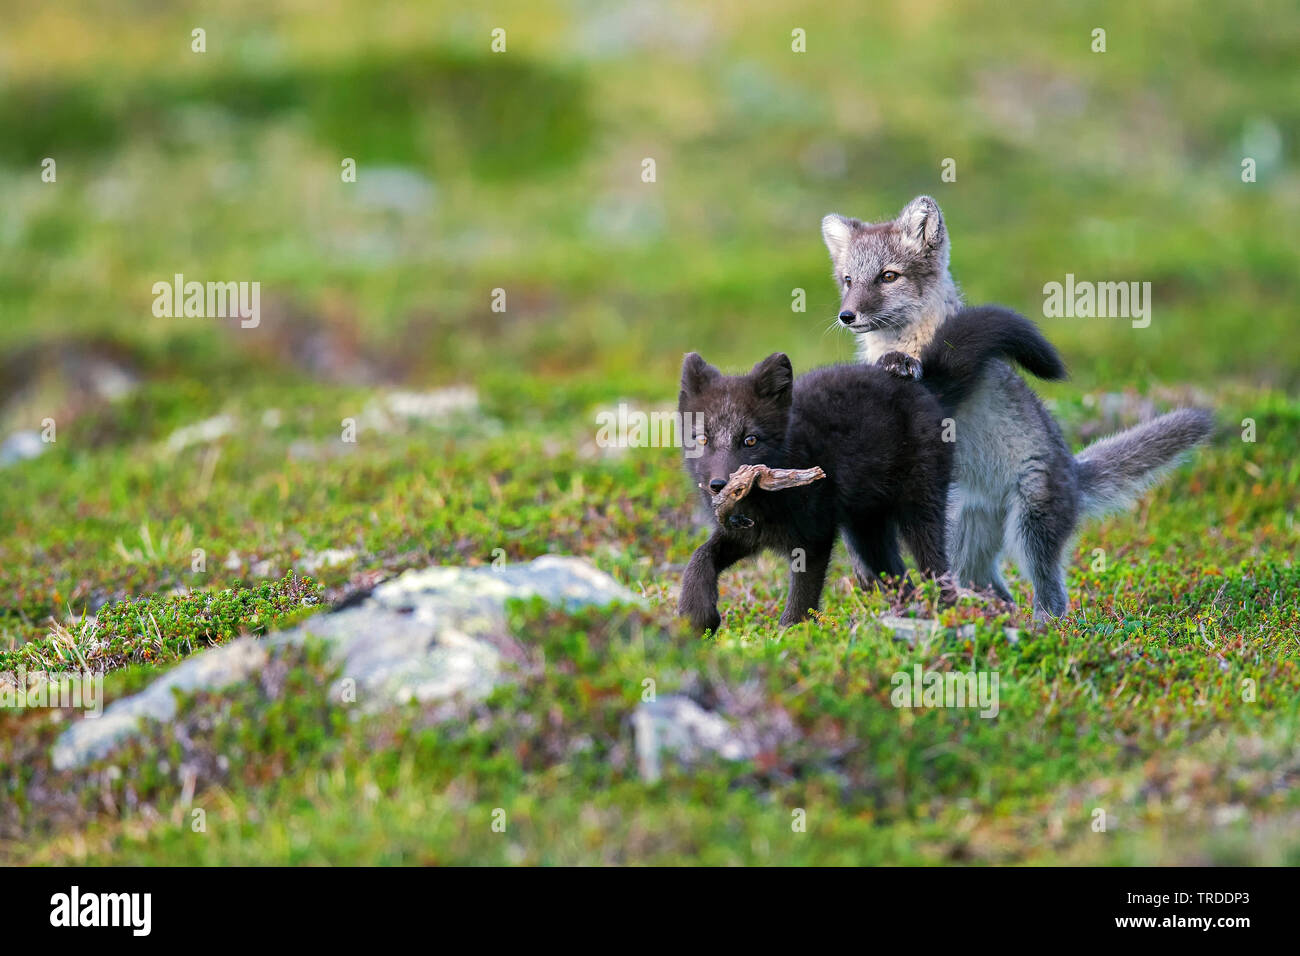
838;310;856;324
708;478;727;493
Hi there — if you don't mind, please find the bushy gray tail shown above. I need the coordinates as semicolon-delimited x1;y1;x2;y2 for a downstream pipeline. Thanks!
1075;408;1214;517
920;304;1067;415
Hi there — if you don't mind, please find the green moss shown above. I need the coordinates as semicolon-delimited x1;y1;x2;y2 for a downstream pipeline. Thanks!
1;0;1297;865
0;49;591;178
0;574;323;673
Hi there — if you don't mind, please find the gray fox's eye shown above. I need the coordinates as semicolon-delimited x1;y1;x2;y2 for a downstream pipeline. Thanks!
842;275;852;287
879;270;900;283
743;435;757;447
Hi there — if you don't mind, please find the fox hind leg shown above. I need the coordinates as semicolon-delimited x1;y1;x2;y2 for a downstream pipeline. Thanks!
899;508;949;579
948;493;1014;602
1010;467;1077;619
780;539;834;627
842;523;904;591
898;493;958;604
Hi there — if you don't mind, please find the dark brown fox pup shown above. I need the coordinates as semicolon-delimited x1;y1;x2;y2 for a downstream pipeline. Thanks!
676;305;1066;633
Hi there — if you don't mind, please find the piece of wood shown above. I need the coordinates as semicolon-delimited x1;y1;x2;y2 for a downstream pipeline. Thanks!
709;463;826;526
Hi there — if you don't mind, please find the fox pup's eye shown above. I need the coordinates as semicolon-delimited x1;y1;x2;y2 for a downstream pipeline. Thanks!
879;270;900;283
696;435;708;446
743;435;757;447
842;275;852;287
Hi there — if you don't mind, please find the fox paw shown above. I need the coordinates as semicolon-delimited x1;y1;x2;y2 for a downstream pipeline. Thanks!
679;598;722;635
878;351;922;381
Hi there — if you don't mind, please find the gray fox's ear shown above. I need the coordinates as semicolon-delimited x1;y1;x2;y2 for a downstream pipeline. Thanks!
897;195;946;252
749;352;793;403
680;352;720;396
821;214;856;263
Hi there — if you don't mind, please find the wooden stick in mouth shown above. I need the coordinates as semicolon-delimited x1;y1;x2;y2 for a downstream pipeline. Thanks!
708;464;827;527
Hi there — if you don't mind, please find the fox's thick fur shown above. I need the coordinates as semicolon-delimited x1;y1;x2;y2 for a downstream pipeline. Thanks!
676;305;1064;633
822;196;1214;618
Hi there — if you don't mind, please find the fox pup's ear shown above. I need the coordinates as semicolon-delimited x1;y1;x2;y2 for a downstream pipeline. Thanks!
750;352;793;406
821;214;858;264
680;352;720;398
896;195;946;253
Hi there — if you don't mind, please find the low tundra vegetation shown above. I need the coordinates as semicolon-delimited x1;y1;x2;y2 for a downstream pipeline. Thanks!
2;0;1297;864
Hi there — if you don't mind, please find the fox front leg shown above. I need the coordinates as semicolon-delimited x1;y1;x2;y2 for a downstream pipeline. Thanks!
877;351;922;381
778;542;833;627
679;531;754;634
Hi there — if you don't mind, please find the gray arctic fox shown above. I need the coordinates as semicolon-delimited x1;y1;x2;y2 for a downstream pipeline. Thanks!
820;195;1213;618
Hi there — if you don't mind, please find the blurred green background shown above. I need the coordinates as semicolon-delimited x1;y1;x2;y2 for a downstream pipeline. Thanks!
2;0;1296;400
2;0;1299;865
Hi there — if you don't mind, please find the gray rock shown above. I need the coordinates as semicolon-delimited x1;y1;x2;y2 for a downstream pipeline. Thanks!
294;548;357;575
878;614;1020;646
52;556;640;770
632;696;756;784
51;640;270;770
878;615;947;646
163;414;236;454
354;167;437;214
0;430;46;466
